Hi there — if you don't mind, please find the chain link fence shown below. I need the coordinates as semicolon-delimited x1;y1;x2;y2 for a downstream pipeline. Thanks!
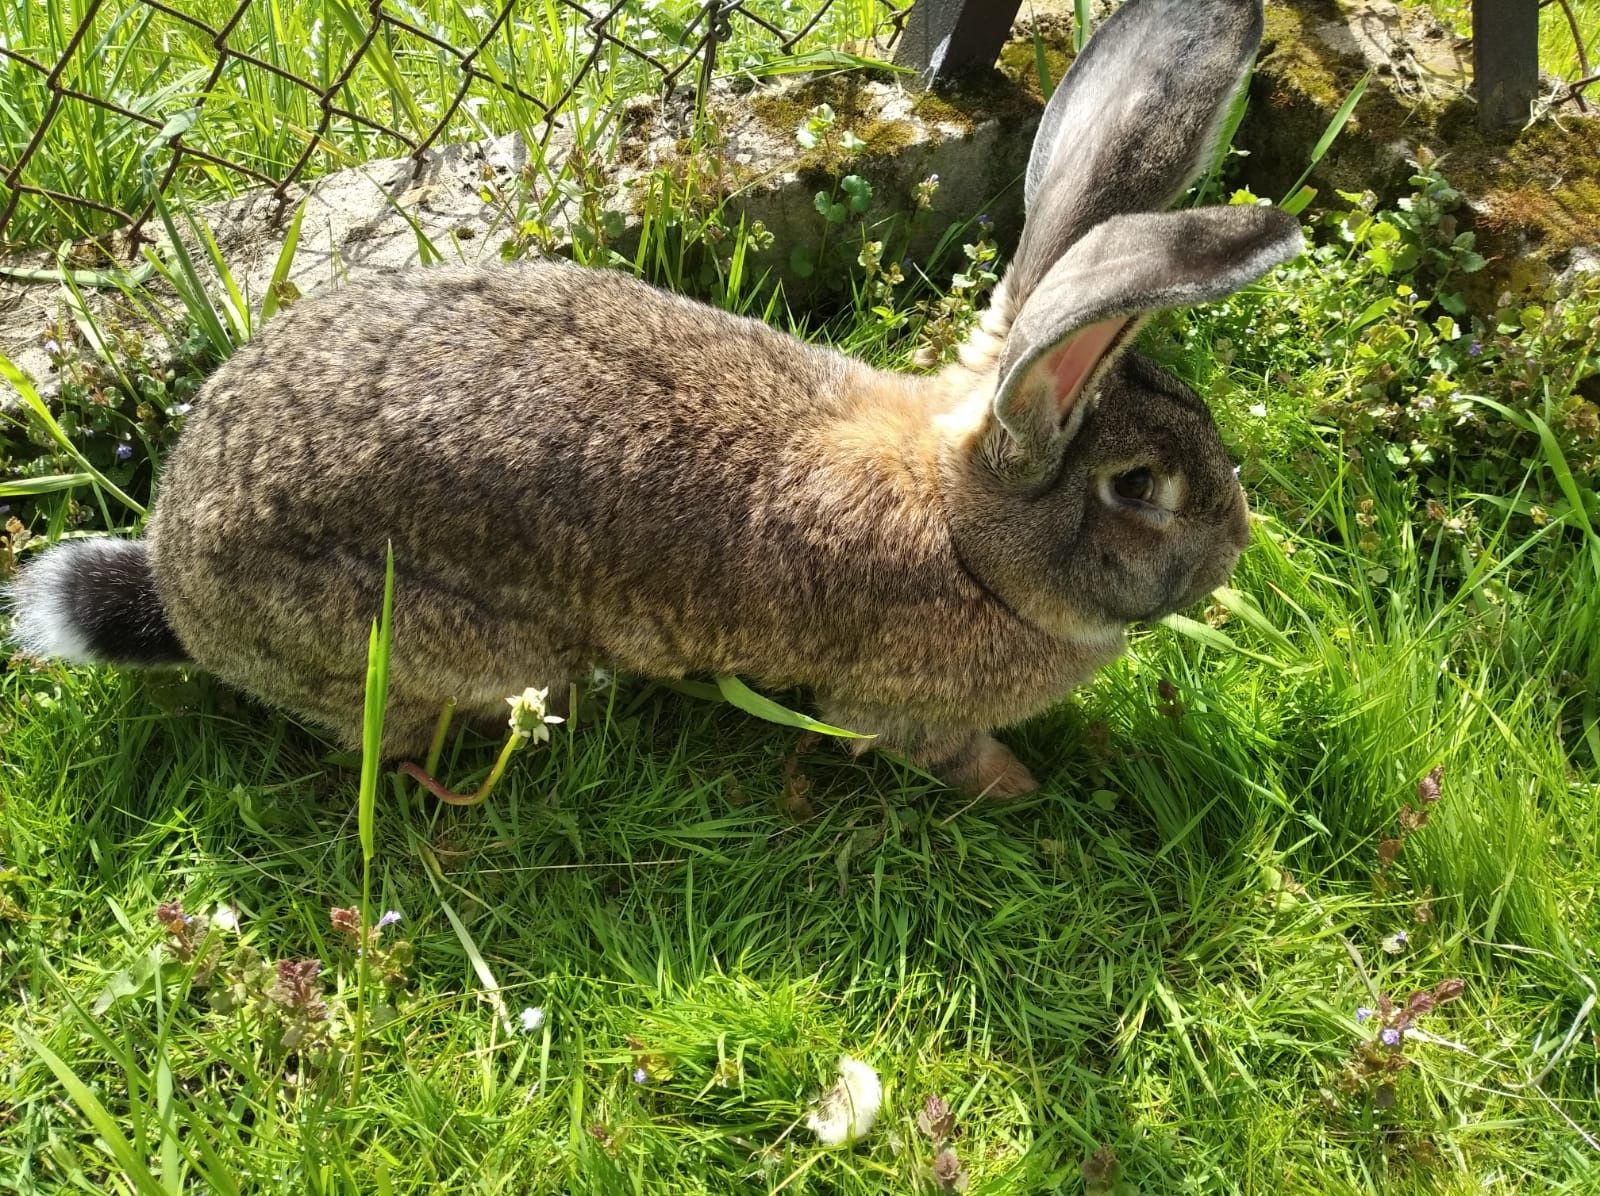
0;0;909;254
5;1;1594;258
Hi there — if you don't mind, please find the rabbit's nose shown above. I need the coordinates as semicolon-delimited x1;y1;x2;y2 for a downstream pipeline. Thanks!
1231;504;1250;550
1229;481;1250;550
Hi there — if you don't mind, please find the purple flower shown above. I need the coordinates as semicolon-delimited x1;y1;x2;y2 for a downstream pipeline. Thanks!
1467;341;1483;357
976;213;993;229
1356;1006;1374;1023
376;910;402;930
1393;929;1408;945
115;442;134;461
1380;1027;1402;1047
632;1067;648;1084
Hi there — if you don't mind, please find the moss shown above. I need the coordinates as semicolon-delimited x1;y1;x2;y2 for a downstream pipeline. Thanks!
744;23;1068;170
748;75;924;179
907;91;978;135
892;65;1046;139
749;75;879;139
855;116;918;156
1431;104;1600;243
1258;5;1360;112
994;17;1077;104
1241;0;1600;298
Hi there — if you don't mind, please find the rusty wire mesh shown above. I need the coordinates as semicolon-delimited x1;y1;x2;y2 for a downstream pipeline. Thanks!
0;0;909;253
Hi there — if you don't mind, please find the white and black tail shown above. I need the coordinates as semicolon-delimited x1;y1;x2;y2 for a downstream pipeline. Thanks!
5;539;188;666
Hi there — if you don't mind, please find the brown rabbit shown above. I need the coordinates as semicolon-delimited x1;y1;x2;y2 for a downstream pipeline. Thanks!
8;0;1301;798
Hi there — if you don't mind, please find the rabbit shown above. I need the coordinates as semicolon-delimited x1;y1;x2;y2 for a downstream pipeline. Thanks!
7;0;1301;799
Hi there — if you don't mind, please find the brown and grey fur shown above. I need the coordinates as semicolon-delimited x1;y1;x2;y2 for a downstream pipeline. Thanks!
7;0;1302;798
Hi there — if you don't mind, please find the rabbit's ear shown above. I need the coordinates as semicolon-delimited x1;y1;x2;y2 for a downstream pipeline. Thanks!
1009;0;1264;306
992;205;1301;473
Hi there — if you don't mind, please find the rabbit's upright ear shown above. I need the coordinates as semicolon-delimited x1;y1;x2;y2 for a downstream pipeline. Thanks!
991;205;1302;476
1007;0;1265;306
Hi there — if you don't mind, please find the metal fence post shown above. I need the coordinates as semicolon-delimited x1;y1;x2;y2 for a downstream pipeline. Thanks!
1473;0;1539;129
892;0;1026;85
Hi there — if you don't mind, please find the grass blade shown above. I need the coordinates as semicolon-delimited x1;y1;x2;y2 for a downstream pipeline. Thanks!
358;544;396;863
143;184;235;360
416;839;514;1036
186;206;252;343
1194;65;1254;205
351;543;395;1100
19;1029;168;1195
1159;612;1290;668
1031;28;1057;102
259;195;308;322
714;675;872;739
1280;70;1371;206
0;472;96;497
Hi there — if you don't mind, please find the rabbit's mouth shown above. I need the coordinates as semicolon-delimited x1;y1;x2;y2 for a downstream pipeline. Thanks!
1140;545;1245;624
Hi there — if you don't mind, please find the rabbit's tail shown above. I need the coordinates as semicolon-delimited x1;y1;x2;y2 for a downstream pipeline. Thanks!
5;539;188;666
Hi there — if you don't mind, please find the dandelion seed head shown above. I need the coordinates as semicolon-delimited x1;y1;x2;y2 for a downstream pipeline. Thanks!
520;1006;545;1033
806;1055;882;1147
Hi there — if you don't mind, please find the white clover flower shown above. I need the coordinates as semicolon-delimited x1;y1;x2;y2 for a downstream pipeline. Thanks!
806;1055;882;1147
211;904;241;933
520;1006;545;1033
506;686;564;744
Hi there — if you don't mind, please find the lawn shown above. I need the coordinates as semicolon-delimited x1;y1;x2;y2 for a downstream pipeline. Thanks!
3;3;1600;1195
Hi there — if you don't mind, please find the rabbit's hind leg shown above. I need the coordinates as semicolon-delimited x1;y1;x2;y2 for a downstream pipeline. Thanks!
927;733;1038;801
159;543;571;758
815;700;1038;800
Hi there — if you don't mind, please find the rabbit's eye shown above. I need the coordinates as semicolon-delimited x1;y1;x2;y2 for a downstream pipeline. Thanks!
1112;468;1155;504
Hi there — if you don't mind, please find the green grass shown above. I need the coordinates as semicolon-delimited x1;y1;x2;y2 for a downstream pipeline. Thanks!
0;0;902;249
4;9;1600;1191
3;431;1598;1192
4;239;1600;1191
